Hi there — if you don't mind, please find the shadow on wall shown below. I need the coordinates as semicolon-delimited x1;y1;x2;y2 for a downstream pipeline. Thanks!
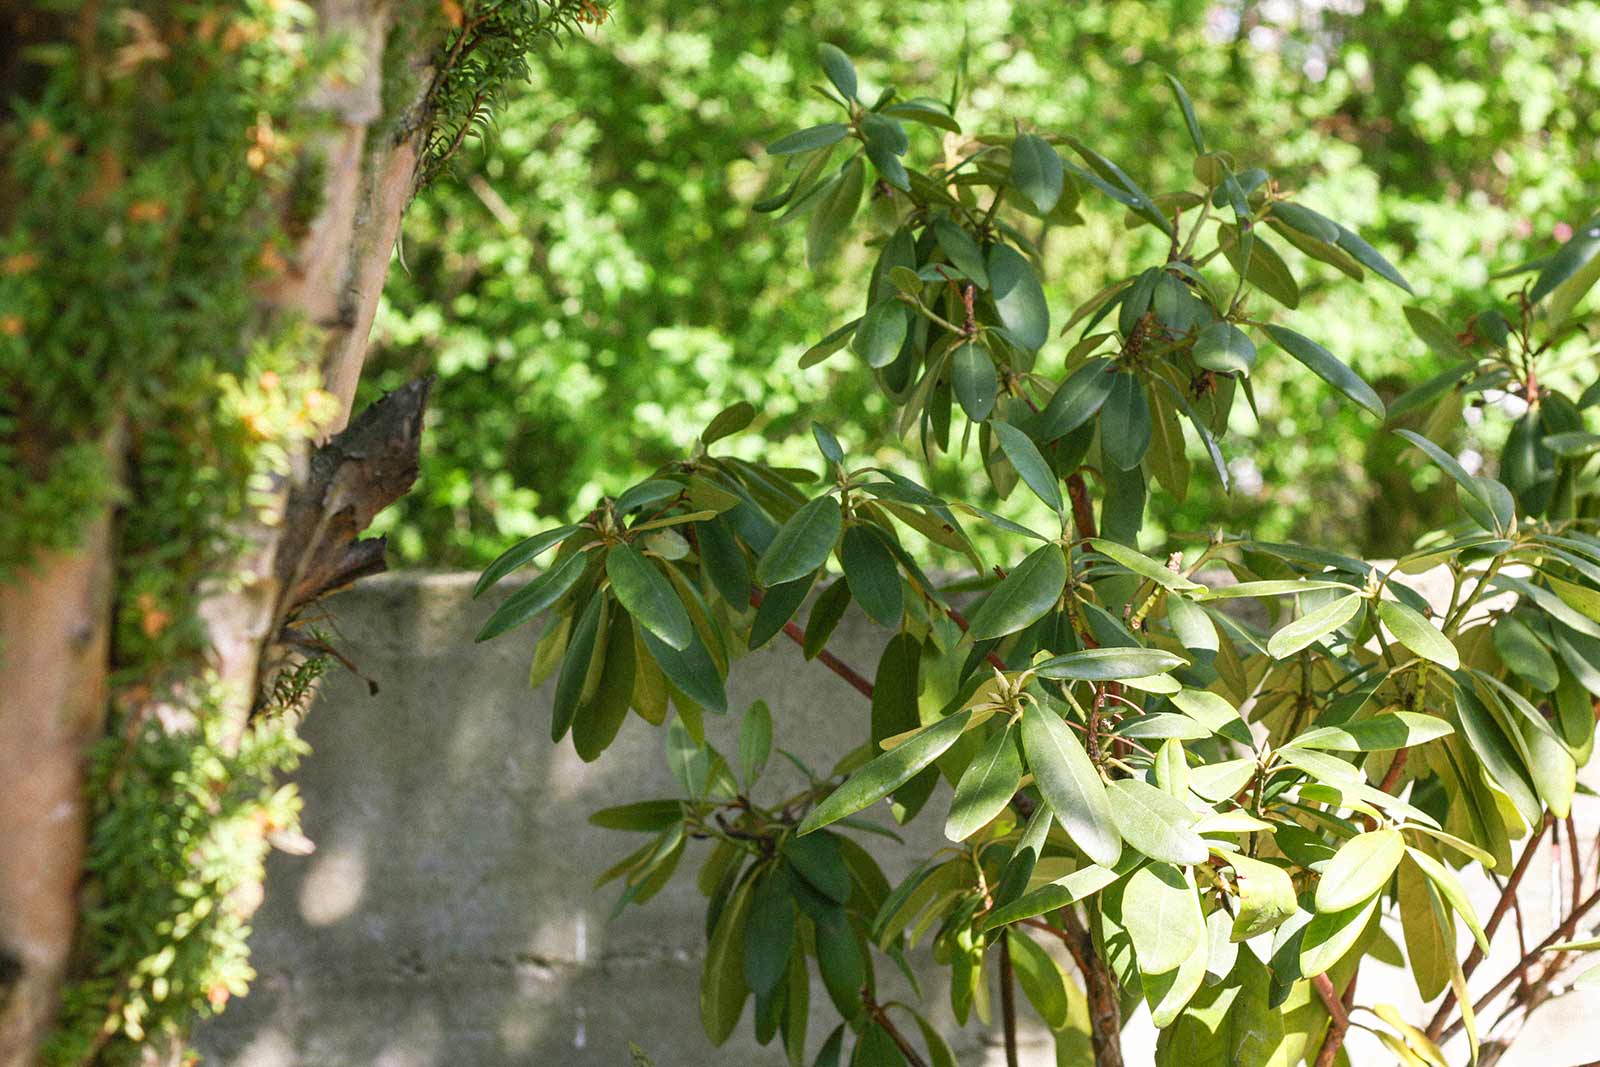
194;572;1022;1066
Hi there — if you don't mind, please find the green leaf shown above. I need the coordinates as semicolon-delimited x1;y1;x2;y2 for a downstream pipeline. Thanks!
787;832;851;903
840;525;902;627
992;420;1063;513
968;544;1067;640
1287;711;1453;753
757;496;843;586
1529;215;1600;303
1035;358;1114;442
814;909;866;1019
1020;703;1121;866
1195;578;1356;600
951;342;997;421
1264;325;1384;418
551;593;606;741
475;548;590;641
807;158;865;270
882;98;962;133
1454;684;1541;827
1331;220;1413;293
853;300;909;369
1165;597;1218;654
1271;202;1339;243
1377;600;1459;670
744;868;796;996
1164;74;1207;154
571;608;637;761
1398;858;1452;1001
1011;133;1065;214
797;711;973;835
1192;321;1256;377
1229;854;1297;941
1106;777;1209;865
768;123;850;156
474;524;579;597
1402;305;1466;360
1266;593;1363;658
1299;894;1379;977
1123;862;1205;975
642;626;728;714
944;723;1023;841
1405;848;1489;954
701;874;753;1044
981;862;1122;930
1314;829;1405;913
818;43;858;99
1034;646;1188;681
589;799;683;832
606;543;693;651
933;218;990;288
740;700;773;785
1009;929;1070;1029
1493;615;1559;692
1089;539;1202;592
1220;226;1299;309
800;317;861;369
1101;371;1152;470
988;244;1050;351
616;478;684;514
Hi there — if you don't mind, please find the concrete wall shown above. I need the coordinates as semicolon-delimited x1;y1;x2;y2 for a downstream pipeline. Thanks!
197;573;1599;1067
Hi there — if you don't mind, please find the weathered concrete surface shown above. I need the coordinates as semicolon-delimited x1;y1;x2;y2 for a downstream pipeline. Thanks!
196;572;1599;1066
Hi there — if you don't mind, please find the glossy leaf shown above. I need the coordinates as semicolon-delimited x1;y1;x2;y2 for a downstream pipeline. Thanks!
1315;829;1405;913
768;123;850;155
606;543;693;650
992;419;1063;513
1107;777;1209;865
797;711;973;835
1034;646;1187;680
1264;325;1385;418
944;724;1023;841
1020;703;1121;866
1101;371;1152;470
1010;133;1064;214
951;342;997;421
1123;862;1205;975
1377;599;1460;670
1287;712;1453;753
988;244;1049;351
474;524;579;598
1266;593;1363;658
967;543;1067;639
840;525;902;627
757;496;843;586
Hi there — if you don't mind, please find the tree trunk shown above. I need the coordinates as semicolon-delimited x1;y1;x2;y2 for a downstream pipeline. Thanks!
0;2;446;1061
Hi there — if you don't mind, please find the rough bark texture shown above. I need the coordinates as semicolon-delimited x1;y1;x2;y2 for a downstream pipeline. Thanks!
0;1;444;1060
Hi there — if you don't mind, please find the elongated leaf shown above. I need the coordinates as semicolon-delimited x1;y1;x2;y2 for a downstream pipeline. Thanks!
1034;646;1187;680
1124;862;1205;975
798;711;973;835
744;868;795;996
1192;321;1256;376
642;626;727;714
1196;578;1355;600
1377;600;1459;670
807;158;864;270
1009;929;1070;1028
757;496;843;586
1266;593;1363;658
1107;777;1209;865
702;876;753;1044
1036;358;1115;442
981;862;1122;930
992;420;1063;513
818;43;857;99
933;217;990;288
605;543;693;651
768;123;849;156
1299;894;1379;977
1454;684;1541;827
1287;712;1453;753
1020;703;1121;866
944;724;1023;841
989;243;1049;351
1011;133;1064;214
1089;539;1202;592
838;525;902;627
1165;74;1207;153
1315;829;1405;913
1405;848;1489;954
740;700;773;785
1530;215;1600;303
1101;371;1152;470
951;342;997;421
476;549;590;642
852;300;909;370
968;543;1067;640
1264;325;1384;418
475;524;579;597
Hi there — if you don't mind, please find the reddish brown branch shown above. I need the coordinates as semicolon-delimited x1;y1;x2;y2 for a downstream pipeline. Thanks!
1067;471;1098;541
748;588;875;700
864;994;930;1067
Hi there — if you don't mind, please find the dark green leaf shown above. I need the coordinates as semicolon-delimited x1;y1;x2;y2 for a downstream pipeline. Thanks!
1034;646;1187;681
606;543;693;650
797;710;973;835
1264;325;1384;418
1036;358;1115;441
1101;372;1152;470
988;244;1049;351
475;549;589;641
840;525;902;627
1020;703;1121;866
951;342;997;421
551;593;606;741
852;300;909;369
1192;321;1256;377
967;543;1067;640
744;868;796;996
757;496;844;586
944;724;1023;841
740;700;773;785
768;123;850;156
1011;133;1064;214
1288;711;1453;753
642;626;728;714
701;876;753;1044
933;218;990;288
991;420;1063;512
1009;929;1070;1029
474;524;579;598
818;43;858;99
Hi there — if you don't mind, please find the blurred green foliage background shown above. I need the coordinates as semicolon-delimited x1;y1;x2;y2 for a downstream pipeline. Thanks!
359;0;1600;567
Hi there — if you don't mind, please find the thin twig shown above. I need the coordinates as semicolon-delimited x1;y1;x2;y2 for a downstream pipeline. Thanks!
1001;932;1021;1067
748;588;875;699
